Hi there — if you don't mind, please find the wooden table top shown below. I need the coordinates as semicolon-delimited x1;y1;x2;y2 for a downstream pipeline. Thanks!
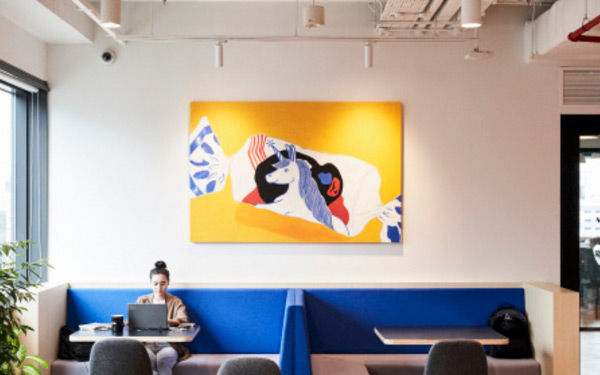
374;326;509;345
69;326;200;343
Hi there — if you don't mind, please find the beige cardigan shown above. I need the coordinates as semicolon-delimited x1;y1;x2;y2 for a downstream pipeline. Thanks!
136;293;191;360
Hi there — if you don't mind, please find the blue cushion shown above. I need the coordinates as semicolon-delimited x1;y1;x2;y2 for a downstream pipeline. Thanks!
303;288;525;354
67;288;287;354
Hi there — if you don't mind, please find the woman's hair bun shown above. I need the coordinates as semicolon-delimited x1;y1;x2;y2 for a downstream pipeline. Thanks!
154;260;167;269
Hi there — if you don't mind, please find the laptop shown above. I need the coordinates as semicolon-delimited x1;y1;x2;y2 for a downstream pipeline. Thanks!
128;303;168;331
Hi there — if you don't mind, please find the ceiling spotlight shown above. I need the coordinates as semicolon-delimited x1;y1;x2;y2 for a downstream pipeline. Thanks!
303;0;325;28
364;42;373;69
215;41;225;68
461;0;481;29
100;0;121;29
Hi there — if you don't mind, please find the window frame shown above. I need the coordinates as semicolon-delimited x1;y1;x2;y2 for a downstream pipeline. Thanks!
0;60;49;282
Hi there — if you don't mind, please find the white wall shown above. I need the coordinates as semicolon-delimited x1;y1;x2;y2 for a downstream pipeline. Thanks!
0;16;47;79
47;5;561;284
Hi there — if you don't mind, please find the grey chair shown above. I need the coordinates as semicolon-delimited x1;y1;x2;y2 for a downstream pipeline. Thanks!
424;340;488;375
216;357;282;375
89;339;152;375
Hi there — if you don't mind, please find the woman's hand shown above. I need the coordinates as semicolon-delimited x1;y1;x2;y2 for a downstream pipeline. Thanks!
168;319;180;326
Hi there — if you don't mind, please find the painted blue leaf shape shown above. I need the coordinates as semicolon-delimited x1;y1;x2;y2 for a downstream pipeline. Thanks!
189;136;202;154
193;171;210;179
206;180;216;193
395;206;402;215
199;125;213;140
201;143;214;155
213;134;220;146
190;159;209;167
387;225;400;243
189;176;204;196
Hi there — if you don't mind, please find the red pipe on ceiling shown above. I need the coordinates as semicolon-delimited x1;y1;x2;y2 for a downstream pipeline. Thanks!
568;14;600;43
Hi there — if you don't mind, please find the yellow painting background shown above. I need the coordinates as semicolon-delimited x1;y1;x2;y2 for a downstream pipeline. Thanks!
190;102;402;243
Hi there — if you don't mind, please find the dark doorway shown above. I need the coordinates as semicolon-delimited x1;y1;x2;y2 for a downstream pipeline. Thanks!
561;114;600;331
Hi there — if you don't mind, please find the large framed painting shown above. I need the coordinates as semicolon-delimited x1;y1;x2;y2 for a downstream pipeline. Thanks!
189;102;402;243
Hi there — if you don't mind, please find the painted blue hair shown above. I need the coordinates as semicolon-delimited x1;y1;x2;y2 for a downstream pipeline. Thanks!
296;159;334;230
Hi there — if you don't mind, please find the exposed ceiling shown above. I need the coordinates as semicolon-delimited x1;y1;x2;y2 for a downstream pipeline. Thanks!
527;0;600;64
0;0;93;43
3;0;599;65
0;0;556;44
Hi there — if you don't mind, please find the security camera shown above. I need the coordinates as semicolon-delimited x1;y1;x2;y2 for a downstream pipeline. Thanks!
101;49;116;65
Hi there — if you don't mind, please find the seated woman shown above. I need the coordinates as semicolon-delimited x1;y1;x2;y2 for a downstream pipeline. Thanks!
137;261;190;375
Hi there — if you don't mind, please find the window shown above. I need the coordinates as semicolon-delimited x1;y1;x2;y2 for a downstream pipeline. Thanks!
0;60;48;281
0;86;14;244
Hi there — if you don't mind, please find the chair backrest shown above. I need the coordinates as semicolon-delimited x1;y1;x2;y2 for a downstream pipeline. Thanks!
216;357;282;375
89;339;152;375
424;340;488;375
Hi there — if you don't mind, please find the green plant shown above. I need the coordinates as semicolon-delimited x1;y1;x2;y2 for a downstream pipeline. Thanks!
1;328;49;375
0;241;49;375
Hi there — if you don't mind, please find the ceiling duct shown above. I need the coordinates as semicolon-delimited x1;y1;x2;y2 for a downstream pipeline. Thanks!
380;0;430;20
526;0;600;61
376;0;496;36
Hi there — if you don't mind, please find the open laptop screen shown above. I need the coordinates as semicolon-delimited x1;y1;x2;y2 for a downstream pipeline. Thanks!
128;303;168;330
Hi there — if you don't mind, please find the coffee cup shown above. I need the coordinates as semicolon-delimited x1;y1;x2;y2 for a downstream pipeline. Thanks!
111;314;124;334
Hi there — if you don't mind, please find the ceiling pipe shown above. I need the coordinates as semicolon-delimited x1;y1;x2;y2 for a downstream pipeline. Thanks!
568;15;600;43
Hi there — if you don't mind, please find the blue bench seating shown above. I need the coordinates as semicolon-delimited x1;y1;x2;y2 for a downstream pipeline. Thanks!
52;287;540;375
302;288;539;375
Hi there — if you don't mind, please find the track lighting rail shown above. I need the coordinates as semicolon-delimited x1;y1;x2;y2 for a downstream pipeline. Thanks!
116;34;475;43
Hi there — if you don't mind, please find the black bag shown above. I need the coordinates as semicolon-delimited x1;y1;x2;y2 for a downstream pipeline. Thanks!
487;303;533;359
58;325;93;362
